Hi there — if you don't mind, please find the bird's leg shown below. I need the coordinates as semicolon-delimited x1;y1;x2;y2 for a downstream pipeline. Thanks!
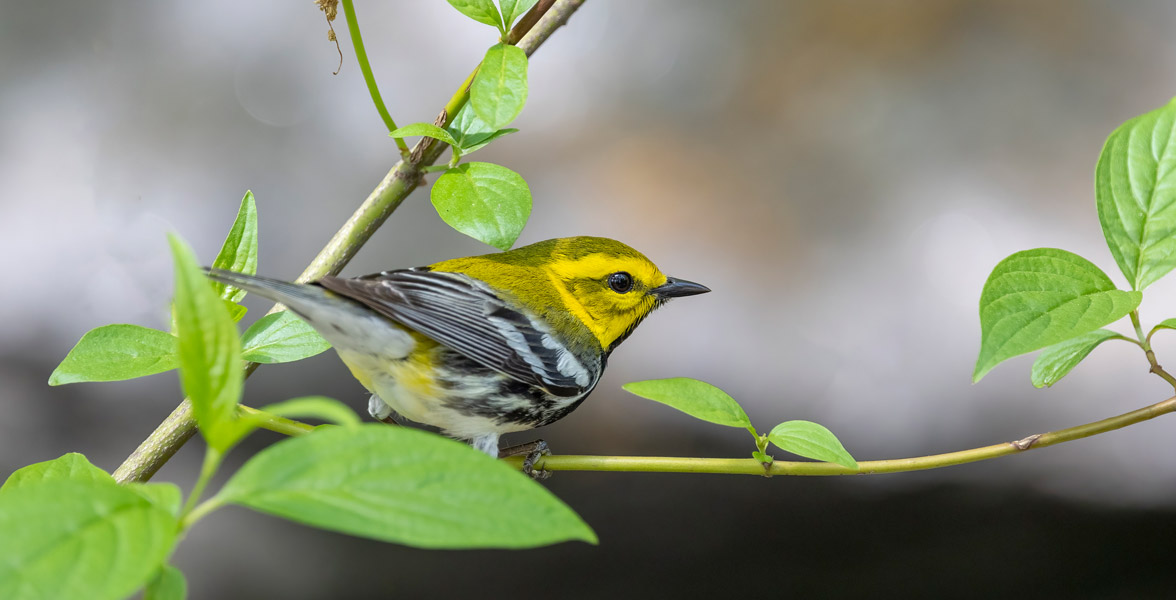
498;439;551;480
469;432;501;457
367;395;399;425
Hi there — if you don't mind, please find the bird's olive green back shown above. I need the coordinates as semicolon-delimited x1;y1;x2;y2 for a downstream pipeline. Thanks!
430;237;669;352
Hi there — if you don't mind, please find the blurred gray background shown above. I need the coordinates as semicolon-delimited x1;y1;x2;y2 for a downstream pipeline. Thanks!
5;0;1176;597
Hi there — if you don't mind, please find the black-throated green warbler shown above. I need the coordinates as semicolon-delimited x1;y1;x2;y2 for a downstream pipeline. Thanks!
208;236;709;456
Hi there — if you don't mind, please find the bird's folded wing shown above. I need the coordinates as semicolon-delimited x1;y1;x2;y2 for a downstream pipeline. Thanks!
316;270;594;397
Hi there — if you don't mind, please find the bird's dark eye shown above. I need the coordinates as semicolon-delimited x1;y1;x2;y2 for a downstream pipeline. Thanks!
607;272;633;293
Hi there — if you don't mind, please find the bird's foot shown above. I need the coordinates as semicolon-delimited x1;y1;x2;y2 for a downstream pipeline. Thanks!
499;439;551;480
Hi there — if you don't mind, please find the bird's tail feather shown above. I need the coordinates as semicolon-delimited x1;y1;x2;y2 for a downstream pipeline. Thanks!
204;268;400;350
205;268;326;308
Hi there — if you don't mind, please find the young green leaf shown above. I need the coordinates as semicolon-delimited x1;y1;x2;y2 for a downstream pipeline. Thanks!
241;311;331;364
260;396;362;428
1096;97;1176;291
622;378;752;429
214;424;596;548
224;300;248;322
446;105;518;155
432;162;531;250
448;104;491;145
1;453;111;492
170;234;244;451
470;43;529;129
144;565;187;600
1150;318;1176;339
751;450;772;464
768;420;858;469
210;191;259;303
389;123;460;148
48;324;178;386
499;0;539;29
446;0;504;31
0;479;178;600
1030;329;1125;388
464;128;518;155
973;248;1141;382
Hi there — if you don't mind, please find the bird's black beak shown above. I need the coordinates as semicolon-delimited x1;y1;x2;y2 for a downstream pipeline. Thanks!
651;277;711;299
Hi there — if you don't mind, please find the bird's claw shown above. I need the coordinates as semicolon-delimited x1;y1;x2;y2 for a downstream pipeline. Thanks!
500;439;552;480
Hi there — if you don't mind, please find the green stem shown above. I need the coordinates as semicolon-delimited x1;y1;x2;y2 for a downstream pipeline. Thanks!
179;446;223;522
1146;326;1161;345
1115;333;1144;349
111;0;581;485
340;0;408;156
1131;310;1148;344
1130;310;1176;390
109;400;312;483
502;395;1176;475
238;405;316;437
180;497;222;531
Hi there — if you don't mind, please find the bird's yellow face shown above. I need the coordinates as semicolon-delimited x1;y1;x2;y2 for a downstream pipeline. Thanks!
544;251;668;350
431;236;710;353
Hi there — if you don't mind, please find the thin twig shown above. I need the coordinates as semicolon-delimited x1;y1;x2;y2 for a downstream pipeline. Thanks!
158;392;1176;478
507;0;555;46
500;395;1176;475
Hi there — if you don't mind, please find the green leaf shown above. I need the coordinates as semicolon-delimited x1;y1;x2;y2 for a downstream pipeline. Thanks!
464;129;518;155
768;420;858;469
210;191;259;303
1149;318;1176;342
0;479;178;600
1096;98;1176;291
215;424;596;548
448;104;492;146
447;105;518;155
1030;329;1124;388
241;311;331;364
973;248;1142;382
126;482;183;517
622;378;752;429
48;324;178;386
172;301;245;335
446;0;503;31
144;565;187;600
1;453;111;492
751;450;772;464
260;396;362;428
170;234;244;451
389;123;460;148
498;0;539;29
224;300;248;322
470;43;529;129
432;162;531;250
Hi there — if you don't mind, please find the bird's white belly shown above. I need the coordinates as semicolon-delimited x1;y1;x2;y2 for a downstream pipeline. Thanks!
363;367;534;439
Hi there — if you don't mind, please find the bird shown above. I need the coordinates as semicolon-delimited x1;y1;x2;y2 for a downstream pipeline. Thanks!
206;236;709;460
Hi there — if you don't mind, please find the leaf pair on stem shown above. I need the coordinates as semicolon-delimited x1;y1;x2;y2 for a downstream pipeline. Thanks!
975;98;1176;388
390;0;536;250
